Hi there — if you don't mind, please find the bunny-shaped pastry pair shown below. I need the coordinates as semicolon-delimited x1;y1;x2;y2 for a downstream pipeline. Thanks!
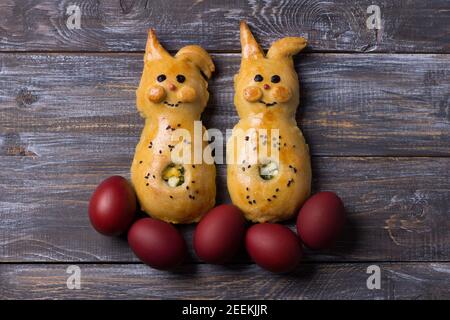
132;22;310;224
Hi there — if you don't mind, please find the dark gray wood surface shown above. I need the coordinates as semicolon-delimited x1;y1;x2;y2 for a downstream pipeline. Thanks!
1;53;449;156
1;150;450;262
0;0;449;300
0;0;449;53
1;263;450;299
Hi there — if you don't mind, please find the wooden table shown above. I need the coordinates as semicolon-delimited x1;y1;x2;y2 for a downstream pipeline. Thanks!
1;0;449;300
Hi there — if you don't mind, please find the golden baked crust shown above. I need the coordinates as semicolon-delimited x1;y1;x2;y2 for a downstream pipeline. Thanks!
131;29;216;224
226;21;311;223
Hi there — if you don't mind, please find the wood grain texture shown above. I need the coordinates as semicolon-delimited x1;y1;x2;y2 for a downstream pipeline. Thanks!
1;135;449;263
1;0;449;301
1;53;449;156
1;262;450;299
0;0;449;53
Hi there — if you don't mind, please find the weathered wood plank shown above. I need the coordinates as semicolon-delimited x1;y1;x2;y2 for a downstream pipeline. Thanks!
1;262;449;299
1;53;449;156
0;134;449;263
0;0;449;53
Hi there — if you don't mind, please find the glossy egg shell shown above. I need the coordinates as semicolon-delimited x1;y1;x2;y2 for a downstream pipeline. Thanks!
193;204;246;264
245;223;303;273
296;191;345;250
128;218;187;270
88;176;137;236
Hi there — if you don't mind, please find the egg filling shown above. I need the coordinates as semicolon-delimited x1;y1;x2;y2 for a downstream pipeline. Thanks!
162;164;185;187
259;161;279;180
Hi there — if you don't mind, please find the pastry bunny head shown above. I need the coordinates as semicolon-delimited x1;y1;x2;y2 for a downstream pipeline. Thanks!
136;29;215;119
234;21;307;118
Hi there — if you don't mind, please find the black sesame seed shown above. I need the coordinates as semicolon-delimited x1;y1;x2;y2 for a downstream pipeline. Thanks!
176;74;186;83
253;200;256;204
247;165;251;168
273;195;277;199
246;187;249;191
246;195;250;199
276;188;279;192
192;181;195;183
248;201;252;205
254;74;263;82
192;165;195;168
170;195;173;199
146;183;149;186
267;198;271;202
159;150;162;154
186;186;189;190
139;160;143;164
271;75;281;83
245;136;249;141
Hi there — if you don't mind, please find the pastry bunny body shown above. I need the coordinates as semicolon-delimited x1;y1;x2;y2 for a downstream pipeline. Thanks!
131;30;216;224
227;22;311;222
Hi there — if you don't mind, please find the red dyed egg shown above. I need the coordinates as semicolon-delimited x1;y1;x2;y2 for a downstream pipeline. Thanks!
128;218;187;270
245;223;303;273
89;176;136;236
297;192;345;250
194;204;246;264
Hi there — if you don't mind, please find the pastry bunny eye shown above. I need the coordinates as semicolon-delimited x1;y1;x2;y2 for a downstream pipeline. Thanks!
176;74;186;83
254;74;263;82
157;74;166;82
271;75;281;83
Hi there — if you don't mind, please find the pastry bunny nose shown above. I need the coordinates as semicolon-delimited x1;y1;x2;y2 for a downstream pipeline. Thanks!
168;83;177;91
263;84;270;90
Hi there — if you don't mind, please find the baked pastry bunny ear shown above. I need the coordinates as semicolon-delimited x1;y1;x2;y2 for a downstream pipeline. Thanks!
266;37;307;60
144;29;172;62
175;45;215;79
240;21;264;60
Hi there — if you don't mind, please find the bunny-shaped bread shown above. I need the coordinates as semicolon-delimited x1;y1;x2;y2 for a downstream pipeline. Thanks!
226;21;311;223
131;29;216;224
